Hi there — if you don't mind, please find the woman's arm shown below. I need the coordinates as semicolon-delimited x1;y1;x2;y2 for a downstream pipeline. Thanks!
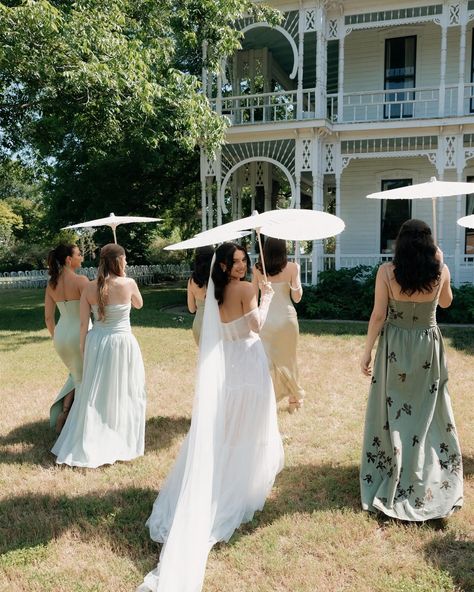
130;279;143;309
438;265;453;309
44;288;56;337
289;262;303;304
187;278;197;313
242;281;273;333
251;265;260;299
79;288;92;356
360;265;389;376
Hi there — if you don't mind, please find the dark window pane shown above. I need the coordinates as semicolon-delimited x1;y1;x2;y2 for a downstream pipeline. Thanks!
384;36;416;119
380;179;412;252
466;175;474;254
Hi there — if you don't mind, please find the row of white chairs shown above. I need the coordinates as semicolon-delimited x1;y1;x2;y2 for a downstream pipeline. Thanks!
0;264;192;289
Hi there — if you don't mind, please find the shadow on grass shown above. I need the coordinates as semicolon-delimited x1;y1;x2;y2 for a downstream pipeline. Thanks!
442;327;474;356
0;416;190;466
424;533;474;592
0;332;50;352
462;454;474;477
227;462;360;546
0;487;158;559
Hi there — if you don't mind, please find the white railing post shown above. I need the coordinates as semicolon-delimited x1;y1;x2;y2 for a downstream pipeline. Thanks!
438;12;448;117
458;4;467;116
337;18;345;122
297;7;304;119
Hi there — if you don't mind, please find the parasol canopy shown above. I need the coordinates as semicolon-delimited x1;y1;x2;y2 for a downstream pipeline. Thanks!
63;212;162;243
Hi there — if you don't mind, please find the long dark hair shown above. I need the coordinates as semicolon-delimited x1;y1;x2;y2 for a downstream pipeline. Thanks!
47;244;77;288
256;237;287;276
212;242;250;305
191;246;214;288
393;219;441;295
97;243;126;320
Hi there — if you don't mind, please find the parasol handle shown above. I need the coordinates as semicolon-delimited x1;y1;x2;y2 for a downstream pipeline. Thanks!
432;197;437;245
256;228;267;283
111;224;118;244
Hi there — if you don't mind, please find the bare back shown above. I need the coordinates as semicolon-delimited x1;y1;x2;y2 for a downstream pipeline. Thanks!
384;262;452;307
84;276;143;308
46;271;88;303
252;261;302;303
219;280;256;323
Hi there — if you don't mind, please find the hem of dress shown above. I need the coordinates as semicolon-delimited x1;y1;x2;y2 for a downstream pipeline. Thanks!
53;452;143;469
362;500;463;522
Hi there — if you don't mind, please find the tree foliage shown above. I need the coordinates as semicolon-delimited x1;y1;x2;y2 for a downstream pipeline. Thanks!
0;0;278;264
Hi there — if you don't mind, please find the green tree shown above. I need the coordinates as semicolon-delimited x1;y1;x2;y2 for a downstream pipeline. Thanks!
0;0;278;262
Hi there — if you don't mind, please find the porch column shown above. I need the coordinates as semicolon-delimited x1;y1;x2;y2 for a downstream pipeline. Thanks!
201;179;207;230
216;59;223;116
311;172;324;284
438;19;448;117
297;5;304;119
458;6;467;116
454;170;463;286
206;177;213;229
202;40;208;99
315;6;328;119
337;19;345;122
335;151;342;270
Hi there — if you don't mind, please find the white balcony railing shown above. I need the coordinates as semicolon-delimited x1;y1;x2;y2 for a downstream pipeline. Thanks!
213;83;474;126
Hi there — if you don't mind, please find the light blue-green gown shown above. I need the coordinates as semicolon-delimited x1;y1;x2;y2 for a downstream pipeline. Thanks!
360;283;463;521
51;303;146;468
49;300;84;429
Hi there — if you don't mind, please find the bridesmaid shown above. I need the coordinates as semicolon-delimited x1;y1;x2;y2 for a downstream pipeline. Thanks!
360;220;463;520
44;243;89;433
52;243;146;468
252;237;305;412
187;246;214;345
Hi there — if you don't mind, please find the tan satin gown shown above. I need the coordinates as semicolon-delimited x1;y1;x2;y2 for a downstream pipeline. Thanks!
192;299;205;346
260;282;305;404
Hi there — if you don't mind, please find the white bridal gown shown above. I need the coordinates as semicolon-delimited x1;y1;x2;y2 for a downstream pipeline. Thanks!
138;278;284;592
52;303;146;468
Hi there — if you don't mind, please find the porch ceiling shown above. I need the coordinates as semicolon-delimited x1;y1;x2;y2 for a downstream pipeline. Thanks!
241;28;316;88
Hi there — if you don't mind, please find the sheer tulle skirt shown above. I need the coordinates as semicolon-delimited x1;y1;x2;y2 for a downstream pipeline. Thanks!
146;334;283;547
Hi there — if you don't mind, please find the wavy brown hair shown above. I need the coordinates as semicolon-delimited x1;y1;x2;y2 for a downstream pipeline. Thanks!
393;219;441;295
191;246;214;288
97;243;126;320
211;242;250;305
47;244;77;288
256;237;287;276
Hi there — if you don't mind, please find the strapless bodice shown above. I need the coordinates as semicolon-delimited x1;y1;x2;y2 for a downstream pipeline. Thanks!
221;315;255;342
56;300;81;320
92;304;131;333
386;298;438;330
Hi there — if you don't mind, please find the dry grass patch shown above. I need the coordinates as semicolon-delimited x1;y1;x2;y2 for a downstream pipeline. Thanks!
0;288;472;592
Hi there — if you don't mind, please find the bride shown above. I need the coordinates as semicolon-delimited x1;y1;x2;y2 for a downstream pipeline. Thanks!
138;242;284;592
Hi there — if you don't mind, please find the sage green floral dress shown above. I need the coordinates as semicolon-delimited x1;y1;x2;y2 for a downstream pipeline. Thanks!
360;272;463;521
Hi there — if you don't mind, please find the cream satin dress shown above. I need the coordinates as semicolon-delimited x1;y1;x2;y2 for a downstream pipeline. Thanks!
260;281;305;406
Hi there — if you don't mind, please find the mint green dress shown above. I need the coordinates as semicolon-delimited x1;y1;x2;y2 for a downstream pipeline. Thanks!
49;300;84;429
360;276;463;521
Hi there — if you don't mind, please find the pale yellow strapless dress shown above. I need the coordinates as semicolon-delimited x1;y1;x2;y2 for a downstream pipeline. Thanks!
260;282;305;404
49;300;84;428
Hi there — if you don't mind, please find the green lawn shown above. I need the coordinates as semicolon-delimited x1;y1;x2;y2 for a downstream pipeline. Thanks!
0;287;472;592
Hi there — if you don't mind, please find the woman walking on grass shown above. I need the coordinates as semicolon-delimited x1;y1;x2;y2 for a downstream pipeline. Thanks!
52;243;146;468
360;219;463;521
137;242;283;592
45;243;89;434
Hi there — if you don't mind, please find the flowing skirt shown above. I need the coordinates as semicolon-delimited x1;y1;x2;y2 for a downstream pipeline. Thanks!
52;326;146;468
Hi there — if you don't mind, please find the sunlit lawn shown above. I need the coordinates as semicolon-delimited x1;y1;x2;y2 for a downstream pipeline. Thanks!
0;287;473;592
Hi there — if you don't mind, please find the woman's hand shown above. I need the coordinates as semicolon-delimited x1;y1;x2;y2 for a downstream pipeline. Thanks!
260;281;274;300
360;351;372;376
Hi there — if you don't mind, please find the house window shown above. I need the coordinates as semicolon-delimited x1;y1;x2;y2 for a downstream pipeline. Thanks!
380;179;412;253
471;31;474;113
384;36;416;119
465;176;474;254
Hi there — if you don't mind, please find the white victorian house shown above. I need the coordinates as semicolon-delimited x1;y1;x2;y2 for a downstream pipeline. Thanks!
199;0;474;284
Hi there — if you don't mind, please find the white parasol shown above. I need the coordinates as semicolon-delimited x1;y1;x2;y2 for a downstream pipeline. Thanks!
164;230;251;251
457;213;474;229
165;209;345;279
62;212;162;243
367;177;474;243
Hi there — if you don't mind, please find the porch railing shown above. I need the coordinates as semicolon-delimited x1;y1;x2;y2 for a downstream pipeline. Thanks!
211;83;474;126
